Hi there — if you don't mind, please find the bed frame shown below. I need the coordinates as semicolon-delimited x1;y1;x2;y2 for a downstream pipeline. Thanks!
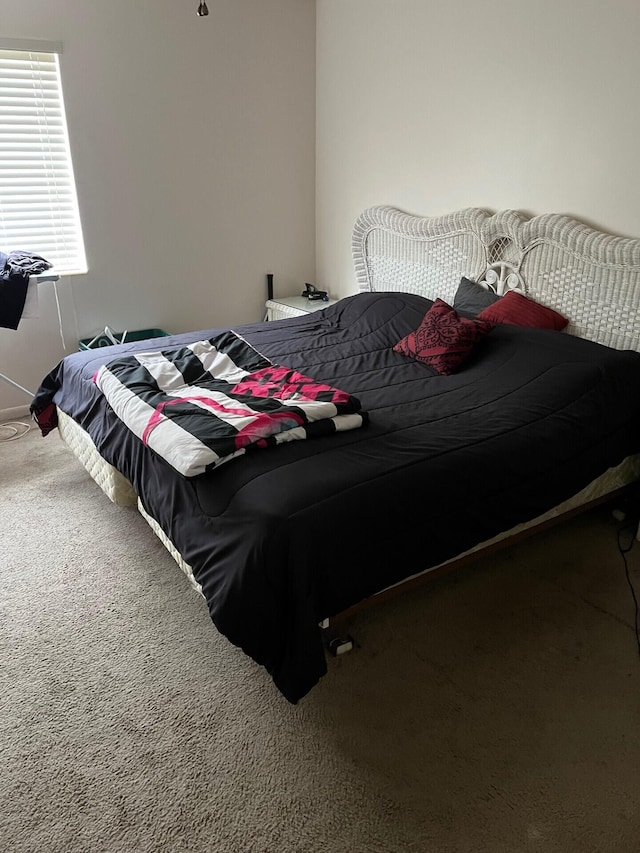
353;206;640;351
54;204;640;620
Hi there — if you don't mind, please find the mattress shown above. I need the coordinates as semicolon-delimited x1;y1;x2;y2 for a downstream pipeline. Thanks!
56;402;640;601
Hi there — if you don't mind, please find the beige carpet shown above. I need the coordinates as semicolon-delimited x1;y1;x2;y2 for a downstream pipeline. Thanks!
1;424;640;853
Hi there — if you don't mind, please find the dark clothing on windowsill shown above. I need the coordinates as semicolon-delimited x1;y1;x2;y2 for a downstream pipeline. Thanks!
0;250;53;329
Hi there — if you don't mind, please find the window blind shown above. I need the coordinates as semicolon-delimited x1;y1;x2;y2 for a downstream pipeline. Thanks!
0;45;87;275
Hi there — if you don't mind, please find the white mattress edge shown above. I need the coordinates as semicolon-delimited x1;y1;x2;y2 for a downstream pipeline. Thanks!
57;408;137;506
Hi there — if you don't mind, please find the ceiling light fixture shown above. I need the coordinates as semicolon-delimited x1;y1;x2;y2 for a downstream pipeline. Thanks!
197;1;209;15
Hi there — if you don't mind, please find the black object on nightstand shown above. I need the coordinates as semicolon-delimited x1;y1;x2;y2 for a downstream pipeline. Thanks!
301;282;329;301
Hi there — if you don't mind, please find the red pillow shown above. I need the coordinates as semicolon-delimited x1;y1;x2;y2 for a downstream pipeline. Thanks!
393;299;494;375
477;290;568;331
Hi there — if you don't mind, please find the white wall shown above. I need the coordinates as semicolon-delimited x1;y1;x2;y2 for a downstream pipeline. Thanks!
0;0;315;412
316;0;640;297
7;0;640;412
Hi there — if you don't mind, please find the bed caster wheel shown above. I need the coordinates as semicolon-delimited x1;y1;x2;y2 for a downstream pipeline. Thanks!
328;636;354;657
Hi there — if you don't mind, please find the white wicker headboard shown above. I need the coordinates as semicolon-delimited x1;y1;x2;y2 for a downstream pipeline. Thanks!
352;205;640;351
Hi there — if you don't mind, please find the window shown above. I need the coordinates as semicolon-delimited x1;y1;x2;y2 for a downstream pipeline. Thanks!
0;40;87;275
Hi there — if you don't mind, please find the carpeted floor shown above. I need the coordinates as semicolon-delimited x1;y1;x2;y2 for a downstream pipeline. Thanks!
2;423;640;853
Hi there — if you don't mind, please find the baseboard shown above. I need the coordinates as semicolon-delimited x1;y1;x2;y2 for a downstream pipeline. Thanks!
0;404;31;422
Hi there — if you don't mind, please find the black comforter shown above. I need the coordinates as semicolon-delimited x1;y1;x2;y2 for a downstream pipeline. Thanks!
32;293;640;702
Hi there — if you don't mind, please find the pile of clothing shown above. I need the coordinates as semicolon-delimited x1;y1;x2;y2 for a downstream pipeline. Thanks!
0;250;52;330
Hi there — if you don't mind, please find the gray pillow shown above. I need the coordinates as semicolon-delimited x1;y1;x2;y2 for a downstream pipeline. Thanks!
453;277;500;316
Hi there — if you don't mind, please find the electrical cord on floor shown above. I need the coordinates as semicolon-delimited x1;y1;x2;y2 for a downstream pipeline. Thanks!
0;421;31;442
617;519;640;658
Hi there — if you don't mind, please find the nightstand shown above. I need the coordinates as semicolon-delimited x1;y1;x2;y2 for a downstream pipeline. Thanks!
264;295;337;321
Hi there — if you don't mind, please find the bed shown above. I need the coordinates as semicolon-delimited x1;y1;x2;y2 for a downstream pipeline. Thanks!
31;204;640;703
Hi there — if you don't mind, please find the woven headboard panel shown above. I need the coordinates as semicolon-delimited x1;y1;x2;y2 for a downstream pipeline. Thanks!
352;205;640;351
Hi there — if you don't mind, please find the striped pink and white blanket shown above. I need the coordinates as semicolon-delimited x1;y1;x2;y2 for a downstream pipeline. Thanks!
93;330;367;477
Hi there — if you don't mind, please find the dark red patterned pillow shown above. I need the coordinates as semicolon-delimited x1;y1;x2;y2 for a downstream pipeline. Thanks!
477;289;568;331
393;299;494;375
